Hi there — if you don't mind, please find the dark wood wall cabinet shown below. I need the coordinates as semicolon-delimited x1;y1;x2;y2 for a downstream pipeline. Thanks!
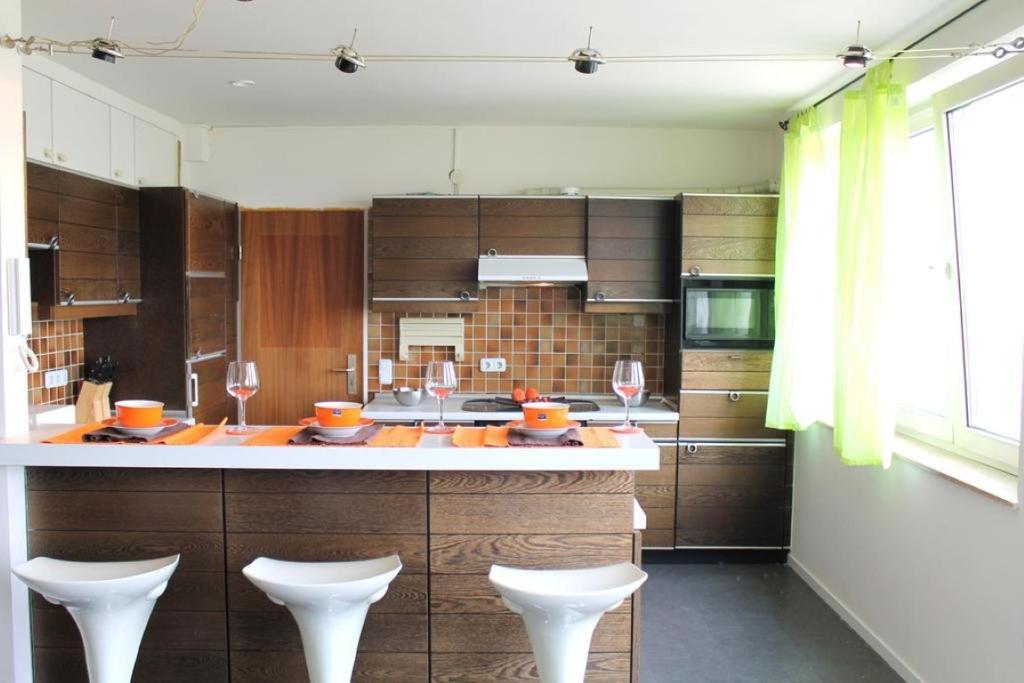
84;188;239;422
680;194;778;278
586;198;678;313
26;162;141;319
370;197;480;313
480;197;586;257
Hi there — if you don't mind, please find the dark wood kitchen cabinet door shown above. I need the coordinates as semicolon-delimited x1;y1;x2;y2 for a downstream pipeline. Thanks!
242;209;364;425
680;194;778;278
26;162;140;318
370;197;479;313
586;197;679;313
479;197;586;257
675;442;792;548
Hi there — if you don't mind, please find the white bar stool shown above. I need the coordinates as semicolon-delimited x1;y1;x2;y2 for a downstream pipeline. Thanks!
242;555;403;683
12;554;180;683
489;562;648;683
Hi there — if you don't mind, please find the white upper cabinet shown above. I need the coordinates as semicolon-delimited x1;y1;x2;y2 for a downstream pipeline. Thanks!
22;69;53;163
134;119;179;187
109;108;135;184
52;82;111;179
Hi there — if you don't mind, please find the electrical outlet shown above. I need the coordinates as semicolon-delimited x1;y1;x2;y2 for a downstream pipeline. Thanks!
44;368;68;389
479;357;507;372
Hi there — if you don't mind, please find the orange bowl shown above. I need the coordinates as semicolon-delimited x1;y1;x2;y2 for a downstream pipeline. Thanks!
114;400;164;428
521;402;570;429
314;401;362;427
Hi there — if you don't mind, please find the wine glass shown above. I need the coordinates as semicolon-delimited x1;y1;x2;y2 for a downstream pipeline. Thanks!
611;359;644;434
226;361;260;435
424;360;458;434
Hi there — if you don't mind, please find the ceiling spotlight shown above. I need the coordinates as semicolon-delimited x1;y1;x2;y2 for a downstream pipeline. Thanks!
332;29;365;73
838;21;873;68
569;26;605;74
90;16;123;63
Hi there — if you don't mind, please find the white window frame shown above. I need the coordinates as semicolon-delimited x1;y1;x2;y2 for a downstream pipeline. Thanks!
896;56;1024;475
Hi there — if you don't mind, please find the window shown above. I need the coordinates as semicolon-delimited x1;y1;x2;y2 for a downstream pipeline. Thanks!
896;71;1024;474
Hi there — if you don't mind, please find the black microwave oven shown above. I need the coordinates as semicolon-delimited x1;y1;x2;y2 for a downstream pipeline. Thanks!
681;278;775;349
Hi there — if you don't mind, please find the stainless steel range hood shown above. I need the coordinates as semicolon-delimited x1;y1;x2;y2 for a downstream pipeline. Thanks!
477;255;588;287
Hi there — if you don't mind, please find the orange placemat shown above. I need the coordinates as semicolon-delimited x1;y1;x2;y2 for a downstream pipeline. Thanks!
158;421;225;445
452;426;510;447
368;425;424;447
242;426;303;446
43;423;105;444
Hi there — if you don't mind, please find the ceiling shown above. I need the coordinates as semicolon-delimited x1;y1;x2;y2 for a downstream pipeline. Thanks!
21;0;976;129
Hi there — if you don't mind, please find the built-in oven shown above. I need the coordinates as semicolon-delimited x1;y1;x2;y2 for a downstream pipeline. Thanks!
681;278;775;349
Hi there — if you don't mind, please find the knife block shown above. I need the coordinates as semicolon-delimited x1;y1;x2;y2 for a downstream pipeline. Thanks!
75;381;112;423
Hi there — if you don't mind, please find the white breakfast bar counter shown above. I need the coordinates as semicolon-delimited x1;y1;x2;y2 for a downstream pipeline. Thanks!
0;426;657;682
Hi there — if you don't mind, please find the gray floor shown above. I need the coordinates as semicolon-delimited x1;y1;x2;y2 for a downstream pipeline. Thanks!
639;562;903;683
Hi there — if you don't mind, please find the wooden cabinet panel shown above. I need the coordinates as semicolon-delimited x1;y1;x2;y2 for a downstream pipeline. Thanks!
430;534;632;574
682;258;775;277
189;277;227;319
57;277;118;303
28;218;58;245
675;442;791;548
683;236;776;261
682;213;776;238
373;237;477;259
480;197;585;216
187;195;229;272
27;189;59;222
680;417;783;440
587;281;674;302
190;314;226;358
479;198;585;257
60;194;116;230
58;250;116;281
680;390;769;418
57;223;116;254
373;197;478;216
683;350;772;373
681;195;779;216
370;197;479;312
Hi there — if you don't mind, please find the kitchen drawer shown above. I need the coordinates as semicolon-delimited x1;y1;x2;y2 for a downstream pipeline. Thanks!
679;391;784;440
372;281;478;301
676;484;784;508
678;443;787;466
675;507;786;548
683;350;772;373
586;281;675;303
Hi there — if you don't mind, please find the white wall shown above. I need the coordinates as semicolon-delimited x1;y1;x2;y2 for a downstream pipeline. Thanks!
789;425;1024;683
186;125;780;208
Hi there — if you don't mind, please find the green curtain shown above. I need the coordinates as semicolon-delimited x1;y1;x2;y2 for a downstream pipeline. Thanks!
766;108;836;430
833;61;909;467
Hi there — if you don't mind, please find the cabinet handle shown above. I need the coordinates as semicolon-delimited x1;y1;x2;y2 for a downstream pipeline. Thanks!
728;354;744;360
60;290;76;305
459;291;472;301
42;148;53;159
686;444;698;454
728;391;741;402
118;290;131;304
56;152;67;163
595;291;607;302
189;373;200;407
137;177;146;186
113;169;123;178
688;265;702;277
47;235;60;250
486;248;498;257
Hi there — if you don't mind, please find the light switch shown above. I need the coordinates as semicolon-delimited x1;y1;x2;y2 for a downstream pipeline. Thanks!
379;358;394;385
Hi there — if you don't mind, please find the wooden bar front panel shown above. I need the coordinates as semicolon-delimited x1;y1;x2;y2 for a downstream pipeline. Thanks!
429;470;635;681
26;467;229;683
223;470;429;682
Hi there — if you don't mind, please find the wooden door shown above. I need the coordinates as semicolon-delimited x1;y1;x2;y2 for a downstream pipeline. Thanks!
242;210;364;425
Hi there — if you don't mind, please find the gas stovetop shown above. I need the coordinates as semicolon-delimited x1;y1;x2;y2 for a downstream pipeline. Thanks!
460;397;601;413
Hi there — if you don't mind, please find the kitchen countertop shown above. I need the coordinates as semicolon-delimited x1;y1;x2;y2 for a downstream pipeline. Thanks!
0;425;659;471
363;393;680;423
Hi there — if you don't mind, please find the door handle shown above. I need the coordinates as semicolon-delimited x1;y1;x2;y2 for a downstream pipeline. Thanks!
189;373;199;407
332;354;358;394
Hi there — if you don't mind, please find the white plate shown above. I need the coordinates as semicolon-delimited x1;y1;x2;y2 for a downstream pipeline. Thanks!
507;420;580;439
299;417;374;438
101;418;178;438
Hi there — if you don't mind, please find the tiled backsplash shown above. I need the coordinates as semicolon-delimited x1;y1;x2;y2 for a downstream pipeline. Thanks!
28;319;85;406
367;287;665;396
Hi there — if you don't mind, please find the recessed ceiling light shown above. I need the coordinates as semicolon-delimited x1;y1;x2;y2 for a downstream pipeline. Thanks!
230;79;255;87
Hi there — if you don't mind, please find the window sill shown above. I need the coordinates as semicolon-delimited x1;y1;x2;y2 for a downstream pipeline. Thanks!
893;434;1019;507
